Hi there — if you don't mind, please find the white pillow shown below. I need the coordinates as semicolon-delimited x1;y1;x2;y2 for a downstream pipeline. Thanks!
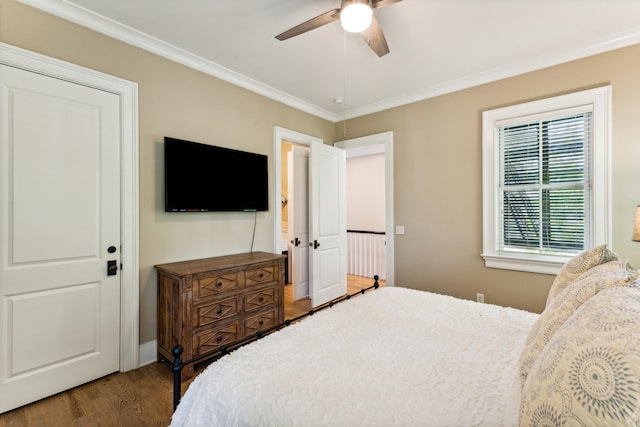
520;286;640;425
545;244;619;308
518;260;637;388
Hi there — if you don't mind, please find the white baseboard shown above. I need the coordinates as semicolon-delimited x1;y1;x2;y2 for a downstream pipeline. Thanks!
138;340;158;367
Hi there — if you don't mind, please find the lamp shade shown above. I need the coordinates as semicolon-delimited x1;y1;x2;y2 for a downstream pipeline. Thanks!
633;205;640;242
340;1;373;33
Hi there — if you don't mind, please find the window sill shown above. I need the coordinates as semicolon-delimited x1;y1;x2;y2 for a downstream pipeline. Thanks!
481;253;567;275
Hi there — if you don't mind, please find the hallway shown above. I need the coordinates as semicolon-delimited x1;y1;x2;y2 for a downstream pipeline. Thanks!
284;274;386;319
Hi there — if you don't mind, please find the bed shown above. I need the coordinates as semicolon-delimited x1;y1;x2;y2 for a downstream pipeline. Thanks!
169;245;640;426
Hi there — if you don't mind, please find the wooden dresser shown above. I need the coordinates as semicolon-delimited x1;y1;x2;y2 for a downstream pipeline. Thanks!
155;251;285;378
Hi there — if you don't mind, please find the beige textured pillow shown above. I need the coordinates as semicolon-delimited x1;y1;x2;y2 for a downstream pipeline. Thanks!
545;244;619;308
520;286;640;426
518;260;638;388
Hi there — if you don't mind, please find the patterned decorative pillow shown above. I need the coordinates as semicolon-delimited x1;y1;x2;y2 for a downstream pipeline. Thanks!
520;286;640;425
518;260;638;388
545;244;619;308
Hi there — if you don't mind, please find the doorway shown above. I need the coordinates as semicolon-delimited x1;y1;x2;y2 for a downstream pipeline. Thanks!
344;147;387;280
282;142;310;300
336;132;395;286
273;128;395;295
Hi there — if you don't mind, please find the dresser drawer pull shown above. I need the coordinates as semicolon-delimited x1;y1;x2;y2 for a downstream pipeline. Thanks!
258;273;264;278
216;282;223;288
216;308;223;315
216;336;223;343
259;320;264;326
258;297;264;302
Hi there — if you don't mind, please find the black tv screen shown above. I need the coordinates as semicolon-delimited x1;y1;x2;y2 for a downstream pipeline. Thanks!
164;137;268;212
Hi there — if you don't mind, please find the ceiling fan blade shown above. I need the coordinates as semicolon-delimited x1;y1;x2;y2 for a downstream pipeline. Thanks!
275;9;341;41
360;15;389;57
371;0;403;9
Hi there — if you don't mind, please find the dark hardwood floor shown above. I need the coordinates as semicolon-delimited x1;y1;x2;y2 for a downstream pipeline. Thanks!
0;275;384;427
0;362;182;427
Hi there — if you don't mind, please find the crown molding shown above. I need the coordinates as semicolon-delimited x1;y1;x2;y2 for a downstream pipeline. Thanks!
18;0;640;123
17;0;337;122
334;27;640;121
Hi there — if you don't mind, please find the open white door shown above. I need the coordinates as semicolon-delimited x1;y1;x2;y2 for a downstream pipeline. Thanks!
0;64;121;412
287;146;310;300
309;141;347;307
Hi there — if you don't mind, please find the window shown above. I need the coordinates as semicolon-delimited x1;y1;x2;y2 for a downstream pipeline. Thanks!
482;87;611;274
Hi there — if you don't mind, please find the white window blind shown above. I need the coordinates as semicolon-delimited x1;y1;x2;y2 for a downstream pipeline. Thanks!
481;86;611;275
498;110;592;256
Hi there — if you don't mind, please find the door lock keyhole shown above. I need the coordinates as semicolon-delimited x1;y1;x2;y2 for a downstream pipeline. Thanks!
107;260;118;276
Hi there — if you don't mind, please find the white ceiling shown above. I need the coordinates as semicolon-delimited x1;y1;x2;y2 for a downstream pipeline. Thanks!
20;0;640;121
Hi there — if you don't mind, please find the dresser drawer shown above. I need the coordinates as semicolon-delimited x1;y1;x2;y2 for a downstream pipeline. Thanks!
244;307;278;335
245;286;277;313
193;296;241;328
245;264;277;287
193;272;240;300
193;321;240;356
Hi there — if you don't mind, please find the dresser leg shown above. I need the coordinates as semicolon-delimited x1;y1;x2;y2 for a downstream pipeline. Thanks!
182;363;194;380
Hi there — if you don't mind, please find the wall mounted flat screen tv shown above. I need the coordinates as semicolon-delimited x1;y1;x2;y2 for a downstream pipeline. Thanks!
164;137;269;212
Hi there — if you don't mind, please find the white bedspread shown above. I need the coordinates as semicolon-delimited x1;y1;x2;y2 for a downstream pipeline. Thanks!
170;287;538;427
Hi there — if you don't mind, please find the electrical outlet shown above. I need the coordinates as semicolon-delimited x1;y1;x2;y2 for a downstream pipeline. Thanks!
476;293;485;303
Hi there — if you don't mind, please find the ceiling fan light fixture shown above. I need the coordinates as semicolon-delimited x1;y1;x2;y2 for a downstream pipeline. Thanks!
340;2;373;33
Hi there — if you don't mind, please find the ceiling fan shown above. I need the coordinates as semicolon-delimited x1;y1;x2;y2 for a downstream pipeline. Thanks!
275;0;403;57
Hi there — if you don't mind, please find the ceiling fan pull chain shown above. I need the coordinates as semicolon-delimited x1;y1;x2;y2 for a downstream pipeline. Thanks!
343;29;348;138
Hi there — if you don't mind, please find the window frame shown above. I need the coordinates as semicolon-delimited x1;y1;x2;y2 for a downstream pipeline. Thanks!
481;86;612;275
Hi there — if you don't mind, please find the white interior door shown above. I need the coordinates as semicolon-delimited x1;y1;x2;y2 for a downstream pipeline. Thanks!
309;141;347;307
0;64;121;412
287;146;310;300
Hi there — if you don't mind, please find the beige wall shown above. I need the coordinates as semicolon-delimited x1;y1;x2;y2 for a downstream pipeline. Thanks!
0;0;335;344
338;45;640;313
3;0;640;347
